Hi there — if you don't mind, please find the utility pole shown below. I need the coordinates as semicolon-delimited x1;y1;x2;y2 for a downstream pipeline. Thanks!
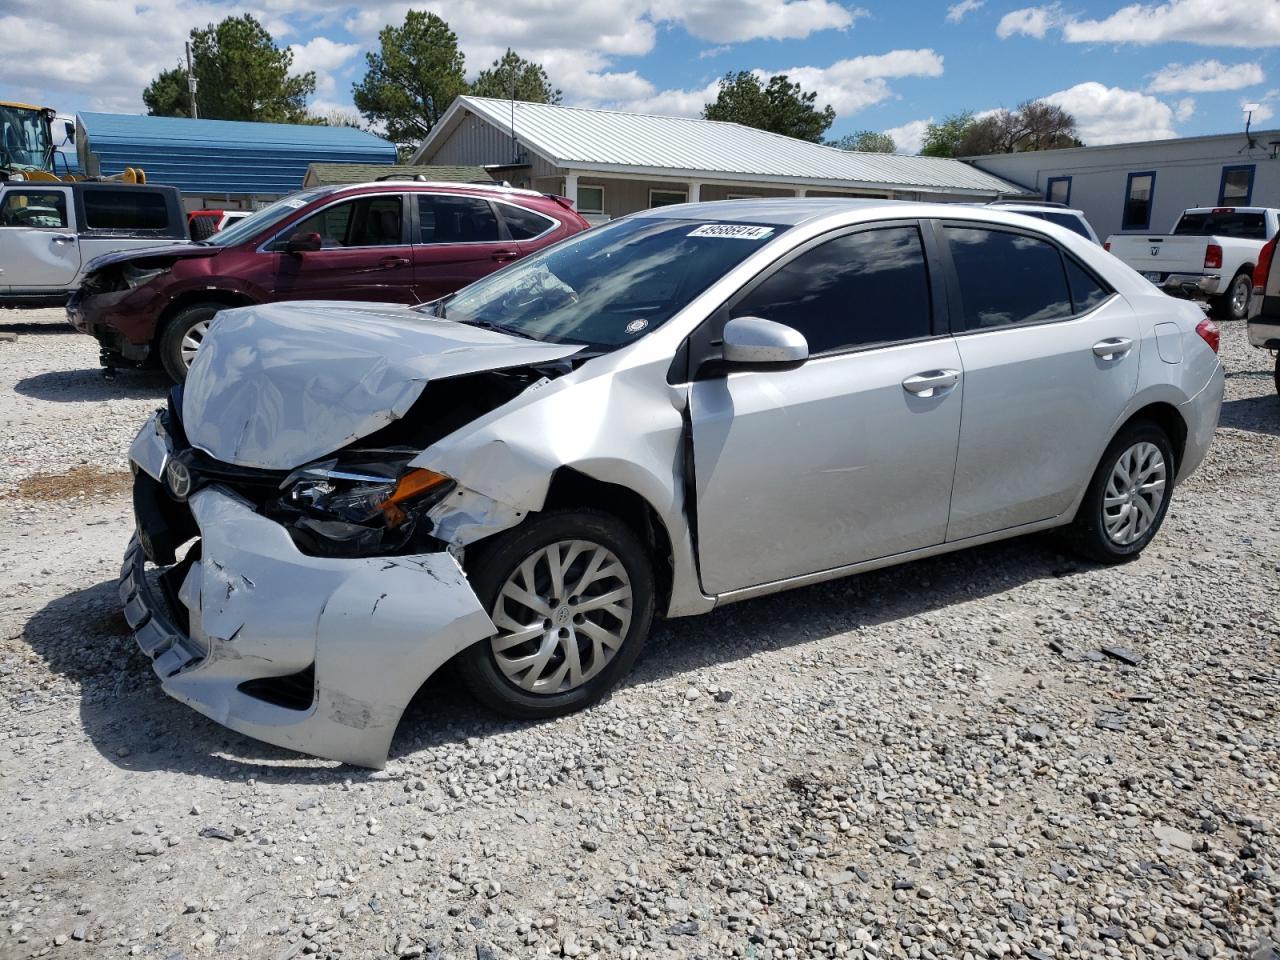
186;41;199;119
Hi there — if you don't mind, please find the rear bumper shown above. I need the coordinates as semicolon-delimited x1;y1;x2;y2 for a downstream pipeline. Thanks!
1156;273;1222;297
122;414;496;768
1176;359;1225;483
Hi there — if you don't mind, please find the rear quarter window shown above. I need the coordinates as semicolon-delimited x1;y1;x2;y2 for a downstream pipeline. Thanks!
83;189;170;231
500;203;556;240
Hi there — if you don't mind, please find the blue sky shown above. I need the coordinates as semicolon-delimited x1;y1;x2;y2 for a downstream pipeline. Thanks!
3;0;1278;152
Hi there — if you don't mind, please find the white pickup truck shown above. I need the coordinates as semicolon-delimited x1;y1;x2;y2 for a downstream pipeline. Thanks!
1105;206;1280;321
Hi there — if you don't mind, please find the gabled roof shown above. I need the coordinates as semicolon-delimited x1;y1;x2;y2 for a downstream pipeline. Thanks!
414;96;1027;197
303;162;488;187
79;112;396;196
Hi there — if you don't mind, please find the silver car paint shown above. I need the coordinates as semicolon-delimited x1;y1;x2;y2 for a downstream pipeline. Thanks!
124;199;1224;767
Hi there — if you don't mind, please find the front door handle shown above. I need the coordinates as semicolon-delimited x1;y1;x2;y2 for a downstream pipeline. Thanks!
491;249;519;263
379;255;410;269
51;234;76;244
902;369;960;397
1092;337;1133;360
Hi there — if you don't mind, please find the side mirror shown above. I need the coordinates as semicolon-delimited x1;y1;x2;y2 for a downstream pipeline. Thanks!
64;121;76;144
722;316;809;366
285;231;323;254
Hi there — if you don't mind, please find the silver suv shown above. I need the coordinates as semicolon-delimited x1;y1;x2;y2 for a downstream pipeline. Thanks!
123;198;1224;767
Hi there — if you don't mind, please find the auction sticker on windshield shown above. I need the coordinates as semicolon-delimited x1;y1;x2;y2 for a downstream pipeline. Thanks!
687;224;774;240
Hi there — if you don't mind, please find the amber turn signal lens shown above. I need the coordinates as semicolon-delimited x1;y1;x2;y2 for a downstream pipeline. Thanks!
377;468;451;527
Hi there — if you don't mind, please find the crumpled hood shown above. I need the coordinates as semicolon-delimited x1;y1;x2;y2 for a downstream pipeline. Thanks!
182;300;582;470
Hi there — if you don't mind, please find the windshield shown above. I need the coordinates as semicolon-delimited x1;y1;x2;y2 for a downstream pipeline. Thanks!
201;188;336;247
424;217;786;348
0;104;51;170
1173;211;1267;240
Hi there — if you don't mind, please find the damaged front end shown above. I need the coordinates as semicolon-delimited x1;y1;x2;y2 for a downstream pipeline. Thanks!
120;303;586;767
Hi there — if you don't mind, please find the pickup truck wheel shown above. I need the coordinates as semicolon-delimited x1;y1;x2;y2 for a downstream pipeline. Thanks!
1065;420;1174;564
159;302;224;383
1214;271;1252;321
457;509;656;720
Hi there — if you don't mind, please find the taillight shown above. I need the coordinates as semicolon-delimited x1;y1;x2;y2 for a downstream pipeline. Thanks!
1204;244;1223;269
1195;317;1220;354
1254;236;1277;293
1103;241;1111;252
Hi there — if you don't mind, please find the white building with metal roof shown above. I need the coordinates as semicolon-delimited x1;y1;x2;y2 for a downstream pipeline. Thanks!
411;96;1030;220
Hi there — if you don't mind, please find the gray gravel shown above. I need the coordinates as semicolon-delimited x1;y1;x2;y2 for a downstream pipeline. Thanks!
1;307;1278;959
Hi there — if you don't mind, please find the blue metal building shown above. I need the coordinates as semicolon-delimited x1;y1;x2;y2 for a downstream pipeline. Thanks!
76;112;395;205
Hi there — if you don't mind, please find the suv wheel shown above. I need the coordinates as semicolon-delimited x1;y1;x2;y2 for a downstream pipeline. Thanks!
159;302;224;383
1066;420;1175;563
457;509;656;720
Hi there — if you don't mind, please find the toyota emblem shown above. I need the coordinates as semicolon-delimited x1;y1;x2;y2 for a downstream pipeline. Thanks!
165;459;193;500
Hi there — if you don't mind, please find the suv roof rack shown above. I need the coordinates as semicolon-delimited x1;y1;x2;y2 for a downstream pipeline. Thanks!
369;174;544;198
988;199;1069;209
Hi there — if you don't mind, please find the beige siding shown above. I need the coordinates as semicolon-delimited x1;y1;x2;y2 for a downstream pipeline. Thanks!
700;184;797;201
422;111;559;188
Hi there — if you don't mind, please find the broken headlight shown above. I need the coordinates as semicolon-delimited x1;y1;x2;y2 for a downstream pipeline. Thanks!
276;460;455;557
122;262;170;289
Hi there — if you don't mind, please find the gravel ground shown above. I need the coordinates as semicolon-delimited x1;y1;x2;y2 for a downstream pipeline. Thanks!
1;307;1277;960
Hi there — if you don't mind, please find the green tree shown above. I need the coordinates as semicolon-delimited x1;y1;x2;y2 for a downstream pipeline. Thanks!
307;108;366;128
703;71;835;143
919;111;974;157
470;49;562;104
353;11;467;149
142;65;192;117
143;14;315;123
829;130;896;153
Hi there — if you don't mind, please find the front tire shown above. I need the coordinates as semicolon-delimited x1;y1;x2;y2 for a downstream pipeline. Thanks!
1213;271;1252;321
457;509;656;720
1066;420;1175;564
158;302;224;383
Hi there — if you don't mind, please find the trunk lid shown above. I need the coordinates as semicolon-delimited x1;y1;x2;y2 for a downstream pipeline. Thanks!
181;300;582;470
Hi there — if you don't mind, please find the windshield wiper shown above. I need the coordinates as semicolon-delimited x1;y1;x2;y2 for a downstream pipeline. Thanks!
452;317;536;340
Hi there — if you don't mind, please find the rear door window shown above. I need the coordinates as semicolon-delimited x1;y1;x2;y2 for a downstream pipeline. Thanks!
82;188;169;231
945;226;1072;330
731;225;933;354
418;195;501;244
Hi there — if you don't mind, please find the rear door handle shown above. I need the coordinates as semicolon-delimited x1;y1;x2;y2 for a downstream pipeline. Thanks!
491;249;519;263
1092;337;1133;360
379;255;410;269
902;369;960;397
51;234;76;244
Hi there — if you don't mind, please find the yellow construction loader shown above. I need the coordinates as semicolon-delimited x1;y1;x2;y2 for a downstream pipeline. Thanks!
0;101;145;183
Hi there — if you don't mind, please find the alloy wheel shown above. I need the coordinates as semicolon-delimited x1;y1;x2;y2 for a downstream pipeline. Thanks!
489;539;633;694
1102;441;1167;545
180;319;211;368
1231;275;1251;318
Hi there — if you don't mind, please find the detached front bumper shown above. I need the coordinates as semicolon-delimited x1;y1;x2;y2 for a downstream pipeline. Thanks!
122;414;496;768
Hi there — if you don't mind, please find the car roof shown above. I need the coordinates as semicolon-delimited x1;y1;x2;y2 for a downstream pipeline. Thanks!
637;197;1100;229
993;203;1086;216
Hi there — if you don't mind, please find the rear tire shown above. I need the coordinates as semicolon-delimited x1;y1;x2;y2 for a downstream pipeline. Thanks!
1213;271;1252;321
1065;420;1175;564
159;302;224;383
457;509;656;720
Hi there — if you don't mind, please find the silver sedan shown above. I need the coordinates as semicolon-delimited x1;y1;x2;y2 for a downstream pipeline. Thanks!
123;199;1225;766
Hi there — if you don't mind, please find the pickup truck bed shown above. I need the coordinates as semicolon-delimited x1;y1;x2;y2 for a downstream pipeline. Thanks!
1106;207;1279;321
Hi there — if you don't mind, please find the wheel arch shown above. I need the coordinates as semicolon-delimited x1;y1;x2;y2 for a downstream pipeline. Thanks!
541;467;675;617
1116;401;1188;472
156;288;257;339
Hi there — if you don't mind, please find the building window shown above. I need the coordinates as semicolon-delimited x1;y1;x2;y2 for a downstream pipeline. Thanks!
1121;172;1156;231
727;193;761;200
649;188;688;208
575;185;604;215
1218;165;1254;206
1046;176;1071;205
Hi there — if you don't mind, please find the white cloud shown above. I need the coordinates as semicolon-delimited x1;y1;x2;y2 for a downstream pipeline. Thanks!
289;36;360;96
883;117;930;153
996;4;1062;39
1174;97;1196;122
945;0;983;23
649;0;866;44
1146;59;1265;93
1044;82;1177;145
1244;91;1277;124
698;45;731;59
998;0;1280;48
759;49;945;116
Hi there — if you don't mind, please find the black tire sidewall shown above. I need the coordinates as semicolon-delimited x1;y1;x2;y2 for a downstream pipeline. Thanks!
159;303;223;383
1218;273;1251;321
1072;421;1175;562
458;510;656;719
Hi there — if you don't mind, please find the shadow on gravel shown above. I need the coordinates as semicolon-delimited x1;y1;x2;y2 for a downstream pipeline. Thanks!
25;533;1079;778
0;321;74;335
1220;395;1280;438
13;367;169;403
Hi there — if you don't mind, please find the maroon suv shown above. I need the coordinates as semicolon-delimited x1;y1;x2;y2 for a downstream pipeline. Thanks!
67;180;589;381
